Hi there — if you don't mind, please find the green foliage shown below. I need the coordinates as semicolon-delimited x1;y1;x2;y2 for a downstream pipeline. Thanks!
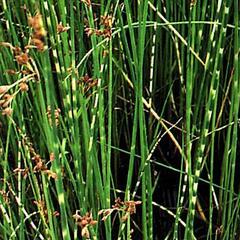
0;1;239;239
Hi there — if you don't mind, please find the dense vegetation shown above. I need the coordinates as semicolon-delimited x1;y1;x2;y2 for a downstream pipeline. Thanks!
0;1;239;239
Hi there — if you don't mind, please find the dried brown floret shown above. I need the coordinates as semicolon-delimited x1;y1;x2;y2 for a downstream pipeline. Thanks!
43;170;57;179
13;167;29;178
19;82;29;92
0;85;10;94
85;27;95;37
21;69;31;75
0;94;13;108
46;106;61;126
33;200;48;222
100;15;112;28
15;52;29;65
13;46;22;55
124;200;142;214
30;38;45;51
0;190;10;204
73;211;97;238
1;107;13;116
28;14;47;38
57;23;70;33
98;198;141;222
102;28;112;38
28;13;47;52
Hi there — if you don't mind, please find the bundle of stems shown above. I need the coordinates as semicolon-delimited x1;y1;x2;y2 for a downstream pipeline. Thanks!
0;1;239;239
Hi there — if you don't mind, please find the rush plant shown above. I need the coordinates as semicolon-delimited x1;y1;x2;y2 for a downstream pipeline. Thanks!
0;1;239;239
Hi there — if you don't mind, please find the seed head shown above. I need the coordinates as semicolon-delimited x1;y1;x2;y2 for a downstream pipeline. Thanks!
28;14;47;37
2;107;13;116
15;53;29;65
0;85;10;94
31;38;45;51
19;82;29;92
57;23;70;33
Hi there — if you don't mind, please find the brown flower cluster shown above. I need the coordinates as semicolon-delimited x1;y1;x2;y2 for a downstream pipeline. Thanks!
98;197;141;222
46;106;61;126
33;199;59;223
57;23;70;34
13;167;29;179
19;82;29;92
15;52;29;65
0;81;30;116
0;42;31;67
34;200;48;222
0;76;31;116
32;154;47;172
31;154;57;179
28;13;47;51
72;198;141;238
85;15;112;38
73;211;97;239
14;47;30;66
0;14;45;117
0;189;10;204
100;15;112;29
11;45;30;66
0;36;42;117
0;91;13;116
79;74;98;93
16;136;57;180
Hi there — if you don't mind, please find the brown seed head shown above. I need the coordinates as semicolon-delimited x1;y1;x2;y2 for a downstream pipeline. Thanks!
102;28;112;38
2;107;13;116
31;38;45;51
21;70;31;75
85;28;95;37
32;154;41;163
3;94;12;101
80;219;88;228
1;100;11;109
15;53;29;65
0;85;10;94
81;226;90;239
1;94;13;108
13;46;22;55
43;170;58;179
90;220;97;226
19;82;29;92
28;14;46;35
57;24;70;33
100;15;112;28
